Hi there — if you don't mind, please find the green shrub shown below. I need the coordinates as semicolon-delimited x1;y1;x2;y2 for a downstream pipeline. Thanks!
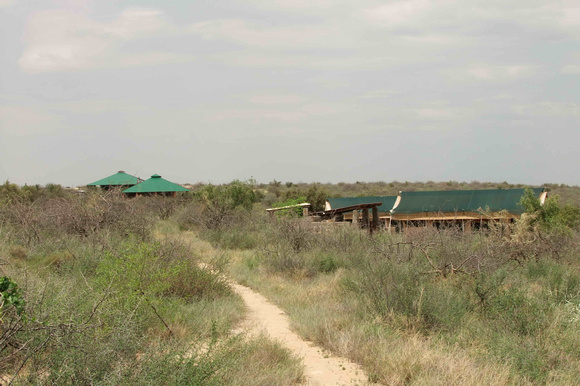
488;286;549;336
526;260;580;304
165;264;231;301
305;184;328;212
0;276;26;317
194;180;263;230
261;246;308;275
271;196;307;218
520;189;580;235
348;257;422;319
96;239;232;304
116;334;304;385
312;252;341;274
420;282;471;331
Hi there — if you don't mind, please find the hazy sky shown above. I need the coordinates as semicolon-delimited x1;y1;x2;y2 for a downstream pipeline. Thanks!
1;0;579;187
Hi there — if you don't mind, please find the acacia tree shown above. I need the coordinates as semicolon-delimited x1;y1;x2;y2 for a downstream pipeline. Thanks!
194;180;263;229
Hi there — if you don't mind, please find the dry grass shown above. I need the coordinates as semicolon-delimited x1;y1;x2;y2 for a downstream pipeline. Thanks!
229;262;521;385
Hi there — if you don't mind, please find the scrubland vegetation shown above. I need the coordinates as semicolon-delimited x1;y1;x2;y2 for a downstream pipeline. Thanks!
2;179;580;384
0;181;302;385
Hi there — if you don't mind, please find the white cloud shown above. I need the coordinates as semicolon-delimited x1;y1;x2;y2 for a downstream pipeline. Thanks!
513;102;580;118
361;1;580;42
201;101;342;126
555;5;580;26
417;108;455;120
202;109;302;125
0;0;14;7
466;65;537;80
190;19;357;49
51;0;93;11
359;90;401;99
243;0;344;11
216;52;395;70
249;95;307;105
0;105;58;135
20;1;574;74
562;65;580;74
118;52;193;67
19;8;179;73
414;101;472;122
363;0;433;27
103;8;168;39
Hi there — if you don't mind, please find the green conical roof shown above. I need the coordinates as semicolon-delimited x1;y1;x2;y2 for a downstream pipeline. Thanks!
87;171;141;186
122;174;189;193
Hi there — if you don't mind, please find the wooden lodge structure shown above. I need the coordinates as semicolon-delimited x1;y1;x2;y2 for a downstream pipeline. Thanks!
319;202;384;231
122;174;189;197
324;196;398;225
87;171;142;191
389;188;547;231
321;188;547;232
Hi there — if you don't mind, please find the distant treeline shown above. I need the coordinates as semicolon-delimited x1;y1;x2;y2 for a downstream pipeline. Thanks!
4;179;580;209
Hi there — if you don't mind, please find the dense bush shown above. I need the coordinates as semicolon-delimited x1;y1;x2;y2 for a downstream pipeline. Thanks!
1;190;154;246
192;180;263;230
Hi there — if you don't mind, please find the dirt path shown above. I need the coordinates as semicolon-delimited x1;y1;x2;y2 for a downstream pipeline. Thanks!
230;282;368;386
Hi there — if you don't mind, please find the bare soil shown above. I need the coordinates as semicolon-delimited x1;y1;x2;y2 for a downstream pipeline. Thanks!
231;282;368;386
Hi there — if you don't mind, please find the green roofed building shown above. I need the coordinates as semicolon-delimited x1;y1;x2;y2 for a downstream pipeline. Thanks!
323;196;398;230
390;188;547;230
122;174;189;197
325;196;397;220
87;171;142;190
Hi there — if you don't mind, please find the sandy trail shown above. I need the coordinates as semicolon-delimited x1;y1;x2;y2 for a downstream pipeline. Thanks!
230;282;368;386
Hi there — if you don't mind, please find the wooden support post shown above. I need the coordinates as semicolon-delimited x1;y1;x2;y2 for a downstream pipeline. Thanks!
352;209;359;226
464;220;472;232
362;208;369;229
372;207;379;231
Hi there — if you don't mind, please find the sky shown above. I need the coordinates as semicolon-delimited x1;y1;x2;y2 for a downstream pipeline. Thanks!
1;0;579;187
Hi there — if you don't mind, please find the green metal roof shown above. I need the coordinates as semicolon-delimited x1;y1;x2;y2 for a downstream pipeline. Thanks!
327;196;398;213
122;174;189;193
391;188;545;216
87;171;141;186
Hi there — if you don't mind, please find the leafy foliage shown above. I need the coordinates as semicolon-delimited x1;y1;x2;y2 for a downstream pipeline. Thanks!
194;179;263;229
0;276;26;317
305;184;328;212
0;181;67;206
272;196;307;217
520;189;580;235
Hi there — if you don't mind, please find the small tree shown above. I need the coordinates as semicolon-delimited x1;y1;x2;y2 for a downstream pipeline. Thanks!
520;189;580;235
272;196;307;218
306;184;328;212
194;180;263;229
